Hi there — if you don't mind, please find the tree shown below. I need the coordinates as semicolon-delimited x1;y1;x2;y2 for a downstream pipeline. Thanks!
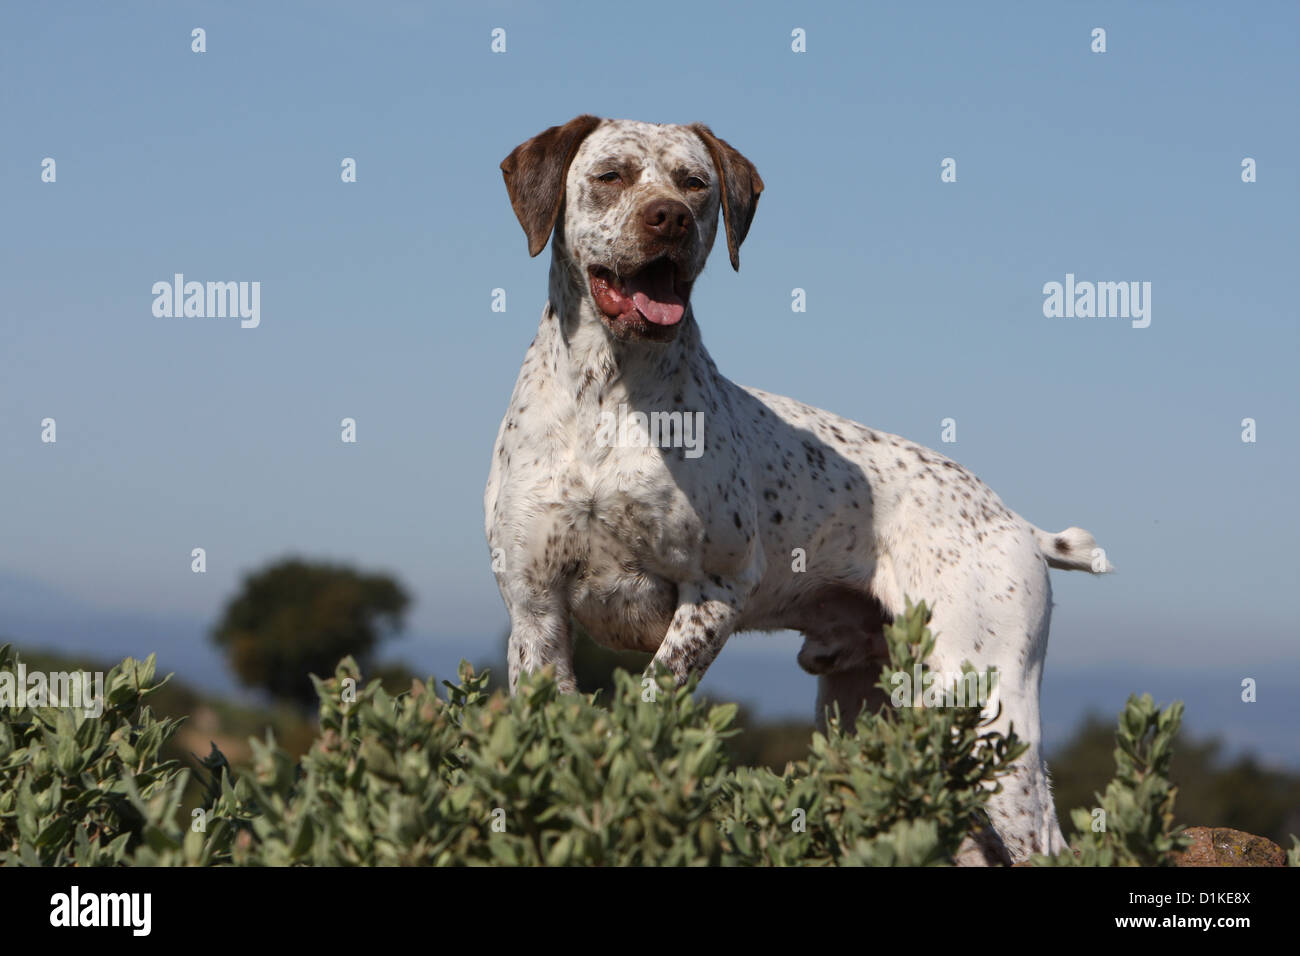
212;558;410;709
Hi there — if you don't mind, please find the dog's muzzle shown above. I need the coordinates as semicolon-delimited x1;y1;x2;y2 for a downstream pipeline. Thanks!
589;259;689;328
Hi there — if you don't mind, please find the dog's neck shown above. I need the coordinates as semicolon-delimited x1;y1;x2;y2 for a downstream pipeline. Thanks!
544;249;703;410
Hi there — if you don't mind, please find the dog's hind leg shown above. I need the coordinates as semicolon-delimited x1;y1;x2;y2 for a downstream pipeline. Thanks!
923;592;1067;863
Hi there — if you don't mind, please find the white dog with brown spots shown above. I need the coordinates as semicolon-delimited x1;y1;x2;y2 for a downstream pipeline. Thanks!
485;115;1111;864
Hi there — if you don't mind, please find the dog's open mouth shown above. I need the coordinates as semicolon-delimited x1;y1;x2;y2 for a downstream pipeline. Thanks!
589;260;689;327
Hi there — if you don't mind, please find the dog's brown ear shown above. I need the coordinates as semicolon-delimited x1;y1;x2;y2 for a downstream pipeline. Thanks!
500;115;603;257
690;124;764;271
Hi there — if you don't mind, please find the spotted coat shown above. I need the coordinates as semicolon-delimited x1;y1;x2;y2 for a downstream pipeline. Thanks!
486;117;1112;864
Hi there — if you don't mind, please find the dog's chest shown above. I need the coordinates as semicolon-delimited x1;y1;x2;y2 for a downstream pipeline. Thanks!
498;361;751;572
495;407;702;650
506;404;708;573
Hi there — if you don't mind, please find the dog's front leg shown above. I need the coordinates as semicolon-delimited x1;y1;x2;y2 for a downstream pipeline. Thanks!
504;590;576;694
648;577;754;685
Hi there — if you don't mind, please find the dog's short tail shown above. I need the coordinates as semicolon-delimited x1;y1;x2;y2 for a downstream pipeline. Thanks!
1032;526;1113;573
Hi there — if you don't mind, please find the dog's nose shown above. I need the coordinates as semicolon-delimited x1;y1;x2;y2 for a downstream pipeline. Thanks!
642;199;693;241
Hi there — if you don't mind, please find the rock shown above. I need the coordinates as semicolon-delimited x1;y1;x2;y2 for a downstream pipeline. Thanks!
1173;827;1286;867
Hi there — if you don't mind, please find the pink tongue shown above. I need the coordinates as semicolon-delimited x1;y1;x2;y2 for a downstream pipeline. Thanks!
625;269;685;326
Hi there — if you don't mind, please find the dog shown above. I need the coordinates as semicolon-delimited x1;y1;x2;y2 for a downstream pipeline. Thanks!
485;116;1111;863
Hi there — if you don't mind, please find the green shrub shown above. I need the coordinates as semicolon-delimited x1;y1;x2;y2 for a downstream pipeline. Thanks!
0;643;197;865
224;661;737;866
0;605;1194;867
1034;693;1190;866
718;601;1026;865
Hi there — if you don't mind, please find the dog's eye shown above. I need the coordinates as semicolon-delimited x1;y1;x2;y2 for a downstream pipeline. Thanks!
685;176;708;191
596;171;622;184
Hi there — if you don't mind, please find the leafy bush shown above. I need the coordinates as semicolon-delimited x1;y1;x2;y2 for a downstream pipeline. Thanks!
1048;711;1300;846
718;602;1026;865
0;605;1196;867
1034;693;1190;866
224;661;738;866
0;643;195;865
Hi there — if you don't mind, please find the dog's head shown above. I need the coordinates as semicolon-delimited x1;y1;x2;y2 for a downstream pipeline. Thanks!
501;116;763;343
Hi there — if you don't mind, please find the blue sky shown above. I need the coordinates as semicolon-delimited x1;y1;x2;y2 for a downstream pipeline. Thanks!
2;2;1297;763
